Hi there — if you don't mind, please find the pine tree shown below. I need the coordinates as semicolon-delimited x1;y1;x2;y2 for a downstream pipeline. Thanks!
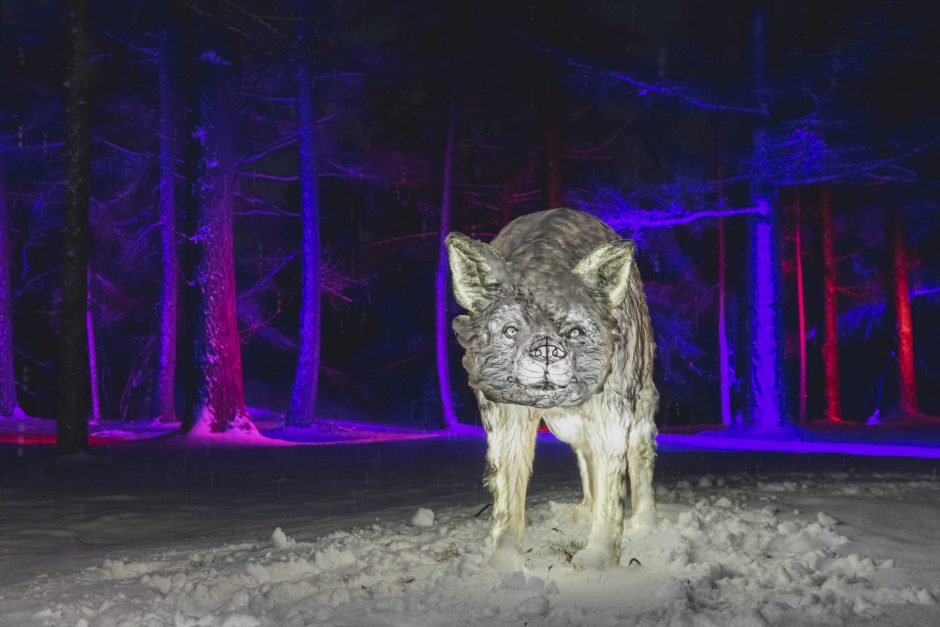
188;6;256;436
286;0;322;428
57;0;91;452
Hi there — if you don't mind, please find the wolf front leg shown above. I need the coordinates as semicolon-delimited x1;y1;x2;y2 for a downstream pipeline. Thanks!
628;394;658;529
479;396;538;572
573;425;629;569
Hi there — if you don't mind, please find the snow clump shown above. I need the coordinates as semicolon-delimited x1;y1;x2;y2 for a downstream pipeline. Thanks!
410;507;435;527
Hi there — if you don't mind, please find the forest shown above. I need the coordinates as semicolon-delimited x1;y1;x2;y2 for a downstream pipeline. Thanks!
1;0;938;451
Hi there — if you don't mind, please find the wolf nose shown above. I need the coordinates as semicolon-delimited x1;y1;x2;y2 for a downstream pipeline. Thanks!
528;337;567;364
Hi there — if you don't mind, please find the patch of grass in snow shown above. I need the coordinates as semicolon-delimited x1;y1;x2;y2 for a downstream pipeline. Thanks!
433;543;461;562
545;535;585;564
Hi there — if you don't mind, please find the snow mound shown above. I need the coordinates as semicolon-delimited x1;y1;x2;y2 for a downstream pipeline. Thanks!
270;527;295;550
410;507;435;527
15;476;939;626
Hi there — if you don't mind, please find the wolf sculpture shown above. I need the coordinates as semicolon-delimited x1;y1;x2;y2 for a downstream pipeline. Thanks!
446;208;659;571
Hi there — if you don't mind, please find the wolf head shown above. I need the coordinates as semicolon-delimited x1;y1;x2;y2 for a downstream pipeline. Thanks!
446;232;635;409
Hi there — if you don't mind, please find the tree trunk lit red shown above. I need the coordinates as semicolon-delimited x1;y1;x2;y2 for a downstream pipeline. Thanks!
887;208;917;416
794;190;807;423
189;17;255;435
820;184;843;422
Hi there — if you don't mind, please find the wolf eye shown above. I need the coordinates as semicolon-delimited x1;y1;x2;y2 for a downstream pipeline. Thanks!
503;325;518;338
567;327;583;338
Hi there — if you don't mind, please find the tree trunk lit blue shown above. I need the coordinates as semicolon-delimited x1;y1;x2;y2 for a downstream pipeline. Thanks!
747;196;785;427
287;6;321;428
745;1;786;428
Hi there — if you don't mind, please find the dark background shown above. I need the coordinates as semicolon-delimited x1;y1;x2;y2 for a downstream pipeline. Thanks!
1;0;938;428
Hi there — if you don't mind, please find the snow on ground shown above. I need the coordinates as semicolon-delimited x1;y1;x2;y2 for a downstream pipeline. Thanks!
2;432;940;625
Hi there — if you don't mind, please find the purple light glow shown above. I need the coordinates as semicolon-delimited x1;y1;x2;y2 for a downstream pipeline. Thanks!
656;434;940;459
435;77;459;430
5;417;940;458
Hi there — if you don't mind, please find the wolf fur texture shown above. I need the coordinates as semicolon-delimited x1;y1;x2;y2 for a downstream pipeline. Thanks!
447;208;659;571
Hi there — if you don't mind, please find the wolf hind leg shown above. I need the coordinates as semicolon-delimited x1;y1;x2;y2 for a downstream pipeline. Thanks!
628;410;658;529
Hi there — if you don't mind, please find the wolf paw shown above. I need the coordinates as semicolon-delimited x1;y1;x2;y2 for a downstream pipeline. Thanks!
572;502;593;523
488;544;525;572
630;509;657;529
571;545;616;570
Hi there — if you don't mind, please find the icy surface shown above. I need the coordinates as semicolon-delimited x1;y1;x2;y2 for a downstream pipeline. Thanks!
1;437;940;625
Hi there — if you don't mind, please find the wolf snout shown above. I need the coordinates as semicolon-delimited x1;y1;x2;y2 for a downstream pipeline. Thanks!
527;337;567;364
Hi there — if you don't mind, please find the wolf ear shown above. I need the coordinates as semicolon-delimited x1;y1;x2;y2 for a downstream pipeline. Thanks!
573;239;636;307
446;232;507;312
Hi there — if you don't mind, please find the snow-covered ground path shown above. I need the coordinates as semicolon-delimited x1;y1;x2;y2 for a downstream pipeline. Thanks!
1;436;940;626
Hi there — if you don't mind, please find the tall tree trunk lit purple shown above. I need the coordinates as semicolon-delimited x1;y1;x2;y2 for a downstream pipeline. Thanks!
745;1;786;427
794;192;807;423
57;0;90;452
435;74;459;429
287;5;321;428
86;268;101;424
190;22;255;435
156;13;179;424
887;208;918;417
820;184;843;422
0;153;17;417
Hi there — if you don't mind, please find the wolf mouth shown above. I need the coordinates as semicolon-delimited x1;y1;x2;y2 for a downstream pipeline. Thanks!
507;376;578;392
532;375;578;391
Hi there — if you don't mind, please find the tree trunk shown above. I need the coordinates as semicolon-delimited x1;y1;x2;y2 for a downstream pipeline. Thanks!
820;184;843;422
286;2;321;428
543;71;564;210
0;153;17;417
188;13;255;435
715;126;733;427
57;0;90;452
886;208;918;417
179;7;198;431
745;1;786;428
156;4;179;424
539;1;565;210
794;190;807;423
718;216;732;427
86;267;101;424
435;72;459;430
